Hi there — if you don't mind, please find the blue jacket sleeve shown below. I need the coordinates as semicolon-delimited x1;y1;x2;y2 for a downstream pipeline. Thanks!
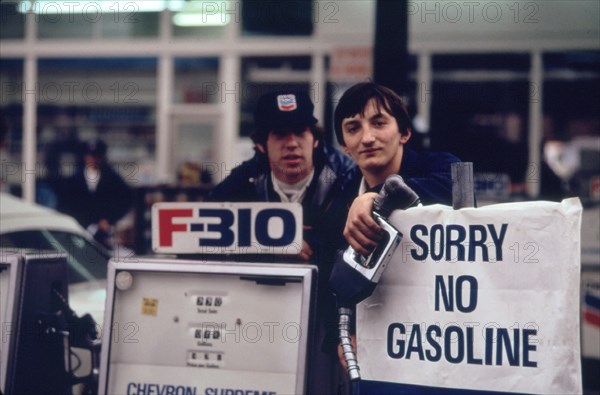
402;149;461;206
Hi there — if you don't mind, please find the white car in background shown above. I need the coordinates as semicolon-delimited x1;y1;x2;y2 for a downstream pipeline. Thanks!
0;192;111;326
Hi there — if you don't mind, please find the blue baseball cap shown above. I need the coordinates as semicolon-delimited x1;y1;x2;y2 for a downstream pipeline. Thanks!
254;91;318;131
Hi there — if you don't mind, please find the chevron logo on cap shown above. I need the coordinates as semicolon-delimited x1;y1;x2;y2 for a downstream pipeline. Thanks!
277;94;297;111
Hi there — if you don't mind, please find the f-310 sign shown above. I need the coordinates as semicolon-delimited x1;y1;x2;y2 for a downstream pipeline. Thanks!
152;202;303;254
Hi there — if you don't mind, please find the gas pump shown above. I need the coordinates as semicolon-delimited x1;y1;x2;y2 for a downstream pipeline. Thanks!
0;250;100;395
98;202;317;395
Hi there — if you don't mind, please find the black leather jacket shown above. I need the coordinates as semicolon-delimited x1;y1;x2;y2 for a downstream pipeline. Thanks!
205;143;356;256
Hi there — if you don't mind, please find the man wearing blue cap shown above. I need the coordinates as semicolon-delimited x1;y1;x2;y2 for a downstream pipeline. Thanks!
206;90;355;393
207;91;355;262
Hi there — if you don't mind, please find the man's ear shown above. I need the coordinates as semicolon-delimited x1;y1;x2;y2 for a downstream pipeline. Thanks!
400;128;412;144
313;138;319;149
256;143;266;154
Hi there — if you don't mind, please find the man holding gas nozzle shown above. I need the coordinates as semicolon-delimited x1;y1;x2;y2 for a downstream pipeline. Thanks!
328;82;460;391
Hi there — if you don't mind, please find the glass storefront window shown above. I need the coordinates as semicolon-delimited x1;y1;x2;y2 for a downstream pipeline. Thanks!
172;23;227;39
171;116;218;186
0;58;24;194
432;53;531;72
430;54;531;190
36;57;157;193
543;51;600;140
15;0;318;39
37;12;94;39
0;1;25;39
170;0;229;38
173;58;220;104
101;11;160;38
542;51;600;202
15;1;161;39
242;0;313;36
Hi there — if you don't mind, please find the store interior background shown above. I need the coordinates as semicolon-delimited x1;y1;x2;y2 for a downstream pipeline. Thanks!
0;0;598;255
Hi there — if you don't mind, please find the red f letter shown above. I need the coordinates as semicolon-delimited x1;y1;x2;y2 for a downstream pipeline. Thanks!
159;209;193;247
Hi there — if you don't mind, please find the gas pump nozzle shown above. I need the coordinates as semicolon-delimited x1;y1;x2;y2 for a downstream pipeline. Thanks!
330;175;420;383
330;175;420;305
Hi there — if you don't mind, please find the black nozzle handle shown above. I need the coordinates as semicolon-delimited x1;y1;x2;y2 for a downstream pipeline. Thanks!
372;175;421;218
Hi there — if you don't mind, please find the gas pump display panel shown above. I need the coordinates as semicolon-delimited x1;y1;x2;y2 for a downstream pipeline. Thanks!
99;258;316;395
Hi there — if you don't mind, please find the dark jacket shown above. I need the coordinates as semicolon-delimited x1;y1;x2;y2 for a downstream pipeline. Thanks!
340;147;461;206
325;147;460;311
328;147;460;394
57;163;133;229
206;143;356;257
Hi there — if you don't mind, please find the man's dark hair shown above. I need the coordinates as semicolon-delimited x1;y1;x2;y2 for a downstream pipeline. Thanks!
251;124;324;147
334;82;412;145
82;138;108;158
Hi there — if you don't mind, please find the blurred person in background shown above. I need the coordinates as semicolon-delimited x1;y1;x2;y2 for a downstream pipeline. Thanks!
56;139;133;250
206;90;356;394
42;128;82;206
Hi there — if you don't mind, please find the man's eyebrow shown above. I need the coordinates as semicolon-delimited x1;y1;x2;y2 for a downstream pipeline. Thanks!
368;112;388;121
342;111;390;126
342;118;360;126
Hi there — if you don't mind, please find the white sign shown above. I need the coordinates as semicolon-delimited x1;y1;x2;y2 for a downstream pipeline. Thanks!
152;202;303;254
357;198;582;394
